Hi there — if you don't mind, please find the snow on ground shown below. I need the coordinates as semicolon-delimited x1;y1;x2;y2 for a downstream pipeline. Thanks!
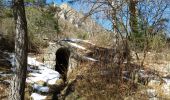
62;38;95;45
26;57;60;85
27;57;44;66
83;56;98;62
31;93;47;100
8;53;15;67
2;54;58;99
26;57;61;99
68;42;86;50
0;73;12;77
6;52;63;99
33;84;49;93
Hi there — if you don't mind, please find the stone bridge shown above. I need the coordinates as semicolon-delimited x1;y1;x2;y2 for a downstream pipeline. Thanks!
42;38;98;79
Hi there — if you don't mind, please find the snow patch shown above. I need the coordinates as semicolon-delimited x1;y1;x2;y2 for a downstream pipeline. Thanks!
33;84;49;93
47;78;59;85
31;93;47;100
28;57;44;66
26;57;60;85
0;73;12;77
83;56;98;62
9;53;15;67
68;42;86;50
62;38;95;45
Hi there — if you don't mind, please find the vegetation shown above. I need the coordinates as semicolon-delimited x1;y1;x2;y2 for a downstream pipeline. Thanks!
0;6;98;52
0;7;60;52
0;0;170;99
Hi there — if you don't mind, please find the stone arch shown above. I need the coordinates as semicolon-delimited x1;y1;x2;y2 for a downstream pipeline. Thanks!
55;47;70;81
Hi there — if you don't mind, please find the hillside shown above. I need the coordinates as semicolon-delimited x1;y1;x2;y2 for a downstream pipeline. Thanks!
0;4;112;53
1;1;170;100
58;3;107;35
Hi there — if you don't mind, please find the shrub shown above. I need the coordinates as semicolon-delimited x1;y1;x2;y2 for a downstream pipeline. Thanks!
148;35;166;51
0;7;60;53
76;32;88;39
0;17;15;51
129;32;166;52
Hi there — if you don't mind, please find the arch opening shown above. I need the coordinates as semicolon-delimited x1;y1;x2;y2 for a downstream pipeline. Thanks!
55;47;70;81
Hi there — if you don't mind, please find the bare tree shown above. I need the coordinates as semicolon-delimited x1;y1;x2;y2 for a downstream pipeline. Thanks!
10;0;28;99
65;0;169;76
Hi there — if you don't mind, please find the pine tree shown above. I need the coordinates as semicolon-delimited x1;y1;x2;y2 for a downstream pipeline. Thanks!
129;0;139;37
10;0;28;99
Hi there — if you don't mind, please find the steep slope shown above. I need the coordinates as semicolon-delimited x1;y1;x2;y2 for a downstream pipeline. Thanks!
57;3;107;36
0;4;111;52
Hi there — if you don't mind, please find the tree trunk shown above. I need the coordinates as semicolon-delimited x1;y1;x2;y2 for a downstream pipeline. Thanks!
129;0;139;36
112;10;117;34
10;0;28;100
0;0;3;29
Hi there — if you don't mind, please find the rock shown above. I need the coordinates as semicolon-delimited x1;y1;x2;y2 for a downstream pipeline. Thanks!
35;80;46;86
43;61;55;70
48;79;65;93
148;80;162;87
147;78;170;99
33;84;49;93
55;79;64;86
60;79;77;99
149;97;159;100
147;89;157;98
31;93;47;100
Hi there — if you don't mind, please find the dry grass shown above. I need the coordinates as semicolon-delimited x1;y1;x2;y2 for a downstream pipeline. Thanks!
64;43;142;100
66;61;143;100
64;36;170;99
89;32;115;48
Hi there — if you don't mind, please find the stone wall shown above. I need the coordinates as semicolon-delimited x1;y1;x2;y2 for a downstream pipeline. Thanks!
42;39;98;77
43;41;79;77
43;42;59;69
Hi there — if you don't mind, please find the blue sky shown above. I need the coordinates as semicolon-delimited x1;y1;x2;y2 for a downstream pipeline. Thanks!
46;0;113;30
46;0;170;33
46;0;64;5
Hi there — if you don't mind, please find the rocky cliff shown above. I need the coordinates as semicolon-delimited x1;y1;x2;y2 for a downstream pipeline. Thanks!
56;3;108;36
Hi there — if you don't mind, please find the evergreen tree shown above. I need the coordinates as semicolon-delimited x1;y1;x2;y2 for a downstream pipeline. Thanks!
10;0;28;99
36;0;46;7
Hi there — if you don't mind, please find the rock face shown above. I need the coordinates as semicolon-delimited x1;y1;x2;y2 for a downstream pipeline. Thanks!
57;3;107;35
